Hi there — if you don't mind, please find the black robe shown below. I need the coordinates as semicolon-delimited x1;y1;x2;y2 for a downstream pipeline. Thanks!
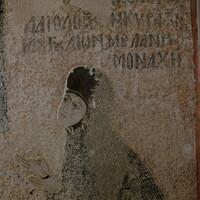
46;126;164;200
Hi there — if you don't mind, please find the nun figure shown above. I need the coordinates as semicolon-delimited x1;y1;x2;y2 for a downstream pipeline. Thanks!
46;66;163;200
18;66;164;200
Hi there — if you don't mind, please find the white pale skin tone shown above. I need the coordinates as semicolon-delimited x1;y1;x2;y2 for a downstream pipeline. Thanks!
58;92;87;127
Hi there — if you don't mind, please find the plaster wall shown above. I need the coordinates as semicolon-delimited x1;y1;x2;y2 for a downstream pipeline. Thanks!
0;0;197;199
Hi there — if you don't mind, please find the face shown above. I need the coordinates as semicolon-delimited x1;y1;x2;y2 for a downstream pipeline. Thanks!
58;92;87;127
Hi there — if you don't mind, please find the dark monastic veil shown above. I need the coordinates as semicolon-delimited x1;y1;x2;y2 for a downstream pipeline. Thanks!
46;66;164;200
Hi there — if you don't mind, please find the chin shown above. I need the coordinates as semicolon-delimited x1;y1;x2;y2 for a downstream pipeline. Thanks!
58;118;69;127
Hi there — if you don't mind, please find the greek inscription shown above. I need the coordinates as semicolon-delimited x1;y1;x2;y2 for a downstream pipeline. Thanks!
22;6;185;71
22;33;174;54
53;15;61;31
22;38;46;54
131;34;171;48
113;52;181;69
111;11;187;30
24;13;97;34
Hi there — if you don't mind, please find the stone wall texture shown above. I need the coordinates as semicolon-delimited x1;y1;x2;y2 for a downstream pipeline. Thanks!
0;0;197;199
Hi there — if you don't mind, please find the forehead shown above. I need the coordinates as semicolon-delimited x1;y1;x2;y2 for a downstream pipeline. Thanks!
64;92;85;102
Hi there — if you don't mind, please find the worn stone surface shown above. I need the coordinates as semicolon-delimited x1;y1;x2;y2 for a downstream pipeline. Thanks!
0;1;8;134
0;0;197;199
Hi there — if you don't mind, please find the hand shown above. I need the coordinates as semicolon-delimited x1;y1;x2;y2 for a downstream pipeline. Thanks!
16;155;61;193
16;155;50;179
29;175;60;193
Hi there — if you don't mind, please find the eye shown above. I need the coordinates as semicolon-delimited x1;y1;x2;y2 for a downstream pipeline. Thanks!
64;95;71;102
